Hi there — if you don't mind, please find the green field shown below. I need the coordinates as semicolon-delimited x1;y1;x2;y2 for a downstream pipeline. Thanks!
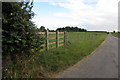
3;32;107;78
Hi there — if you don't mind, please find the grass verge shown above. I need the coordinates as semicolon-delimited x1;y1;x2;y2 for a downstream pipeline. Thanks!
112;33;120;38
3;32;107;78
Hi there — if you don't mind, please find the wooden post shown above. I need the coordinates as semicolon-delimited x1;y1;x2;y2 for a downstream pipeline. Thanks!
56;31;59;48
45;29;49;51
64;31;66;46
64;31;67;46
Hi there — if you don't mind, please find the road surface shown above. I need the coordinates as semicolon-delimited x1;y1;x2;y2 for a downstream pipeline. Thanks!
56;34;118;78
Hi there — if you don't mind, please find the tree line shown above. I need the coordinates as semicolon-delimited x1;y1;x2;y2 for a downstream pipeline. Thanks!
56;26;87;32
37;26;87;32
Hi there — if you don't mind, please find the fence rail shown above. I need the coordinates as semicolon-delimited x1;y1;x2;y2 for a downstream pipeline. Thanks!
38;30;68;51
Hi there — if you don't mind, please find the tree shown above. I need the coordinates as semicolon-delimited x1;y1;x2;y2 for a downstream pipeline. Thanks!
2;2;44;64
39;26;46;32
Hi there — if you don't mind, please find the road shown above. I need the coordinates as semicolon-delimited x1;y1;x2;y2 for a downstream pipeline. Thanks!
56;34;118;78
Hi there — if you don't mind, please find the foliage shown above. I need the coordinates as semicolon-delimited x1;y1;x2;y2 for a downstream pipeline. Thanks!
56;26;87;32
2;2;44;64
37;26;56;32
113;31;115;33
37;26;46;32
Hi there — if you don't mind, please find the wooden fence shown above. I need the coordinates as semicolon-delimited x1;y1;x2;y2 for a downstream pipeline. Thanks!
38;30;68;51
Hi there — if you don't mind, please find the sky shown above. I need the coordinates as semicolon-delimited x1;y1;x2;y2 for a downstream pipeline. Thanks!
31;0;119;31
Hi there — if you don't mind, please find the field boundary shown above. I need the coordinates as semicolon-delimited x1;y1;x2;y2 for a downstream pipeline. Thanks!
38;30;68;51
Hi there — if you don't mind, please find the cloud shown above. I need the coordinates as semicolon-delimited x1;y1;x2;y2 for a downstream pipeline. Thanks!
32;16;83;29
32;0;119;31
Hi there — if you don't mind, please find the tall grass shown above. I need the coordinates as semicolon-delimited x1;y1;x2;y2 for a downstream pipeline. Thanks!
3;32;107;78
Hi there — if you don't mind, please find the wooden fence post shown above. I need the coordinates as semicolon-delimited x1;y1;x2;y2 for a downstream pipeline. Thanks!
64;31;67;46
56;30;59;48
45;29;49;51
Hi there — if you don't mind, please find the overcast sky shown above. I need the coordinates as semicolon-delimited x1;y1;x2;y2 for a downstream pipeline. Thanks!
32;0;119;31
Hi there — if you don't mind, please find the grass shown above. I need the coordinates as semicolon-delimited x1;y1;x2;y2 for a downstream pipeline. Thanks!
3;32;107;78
112;33;120;38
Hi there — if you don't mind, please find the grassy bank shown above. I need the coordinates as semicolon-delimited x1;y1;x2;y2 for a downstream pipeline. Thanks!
3;32;107;78
112;33;120;38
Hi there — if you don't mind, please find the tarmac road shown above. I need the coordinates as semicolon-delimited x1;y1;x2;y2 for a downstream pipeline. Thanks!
56;34;118;78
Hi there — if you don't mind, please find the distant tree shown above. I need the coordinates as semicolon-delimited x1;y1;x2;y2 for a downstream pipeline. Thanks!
113;31;115;33
39;26;46;32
